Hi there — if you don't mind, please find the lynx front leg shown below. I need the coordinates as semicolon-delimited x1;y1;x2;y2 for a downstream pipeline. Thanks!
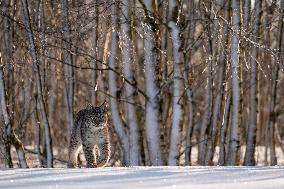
96;141;111;167
82;144;97;168
68;120;82;168
68;137;82;168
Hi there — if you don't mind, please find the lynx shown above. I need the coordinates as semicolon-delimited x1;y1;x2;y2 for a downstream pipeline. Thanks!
68;102;110;168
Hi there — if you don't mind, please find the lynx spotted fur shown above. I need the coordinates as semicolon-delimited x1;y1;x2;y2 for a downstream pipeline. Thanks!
68;102;110;168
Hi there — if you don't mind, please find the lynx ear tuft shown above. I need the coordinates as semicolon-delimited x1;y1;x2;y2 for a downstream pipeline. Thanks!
98;100;107;109
86;103;94;110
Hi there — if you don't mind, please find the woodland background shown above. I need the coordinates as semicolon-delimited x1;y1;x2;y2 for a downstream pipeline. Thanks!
0;0;284;168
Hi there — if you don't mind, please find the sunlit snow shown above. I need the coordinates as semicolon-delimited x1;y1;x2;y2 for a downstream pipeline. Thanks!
0;166;284;189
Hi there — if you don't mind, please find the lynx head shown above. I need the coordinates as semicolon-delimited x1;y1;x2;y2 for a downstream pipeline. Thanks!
86;101;107;125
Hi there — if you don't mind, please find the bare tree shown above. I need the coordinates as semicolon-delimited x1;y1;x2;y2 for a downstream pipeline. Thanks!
61;0;75;138
205;0;229;165
91;0;99;106
184;0;195;166
267;0;284;166
198;1;214;165
120;0;141;165
0;55;13;168
227;0;241;166
21;0;53;167
1;0;14;168
142;0;164;166
167;0;183;166
244;0;262;166
108;0;130;166
218;89;231;166
0;53;28;168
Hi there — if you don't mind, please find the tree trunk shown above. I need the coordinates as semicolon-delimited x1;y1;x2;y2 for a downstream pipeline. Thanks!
143;0;164;166
267;0;284;166
244;0;262;166
205;0;229;165
198;2;213;165
120;0;141;165
3;0;16;127
167;0;183;166
11;132;28;168
243;0;251;32
91;1;99;106
108;0;130;166
219;89;231;166
61;0;75;138
0;58;13;168
0;56;28;168
21;0;53;167
183;0;195;166
227;0;241;166
1;0;14;168
34;96;44;167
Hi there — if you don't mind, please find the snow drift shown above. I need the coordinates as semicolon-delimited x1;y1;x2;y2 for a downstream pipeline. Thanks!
0;166;284;189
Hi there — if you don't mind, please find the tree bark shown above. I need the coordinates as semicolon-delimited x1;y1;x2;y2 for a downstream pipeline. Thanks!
143;0;164;166
183;0;195;166
61;0;75;138
1;0;14;168
91;1;99;106
108;0;130;166
0;57;13;168
21;0;53;167
120;0;141;165
2;0;15;127
218;89;231;166
267;0;284;166
244;0;262;166
243;0;251;32
227;0;241;166
205;0;229;165
167;0;183;166
0;55;28;168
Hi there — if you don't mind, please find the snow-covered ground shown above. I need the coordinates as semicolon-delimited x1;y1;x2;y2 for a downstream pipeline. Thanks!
0;166;284;189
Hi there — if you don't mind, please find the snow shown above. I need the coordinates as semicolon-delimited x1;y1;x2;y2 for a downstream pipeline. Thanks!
1;166;284;189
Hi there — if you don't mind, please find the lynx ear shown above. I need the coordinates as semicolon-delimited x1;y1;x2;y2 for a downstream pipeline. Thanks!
98;100;107;109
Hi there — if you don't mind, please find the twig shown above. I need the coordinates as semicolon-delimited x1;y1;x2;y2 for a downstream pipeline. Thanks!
24;148;68;164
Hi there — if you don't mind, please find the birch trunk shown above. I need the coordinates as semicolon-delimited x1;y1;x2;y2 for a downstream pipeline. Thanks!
227;0;241;166
241;0;251;150
1;0;13;168
244;0;262;166
167;0;183;166
0;55;13;168
108;0;130;166
120;0;141;165
218;88;231;165
267;0;284;166
11;132;28;168
61;0;74;138
33;97;44;167
21;0;53;167
0;55;28;168
198;2;213;165
3;0;15;126
91;1;99;106
143;0;164;166
183;0;196;165
205;0;229;165
183;71;193;166
160;0;170;162
243;0;251;32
